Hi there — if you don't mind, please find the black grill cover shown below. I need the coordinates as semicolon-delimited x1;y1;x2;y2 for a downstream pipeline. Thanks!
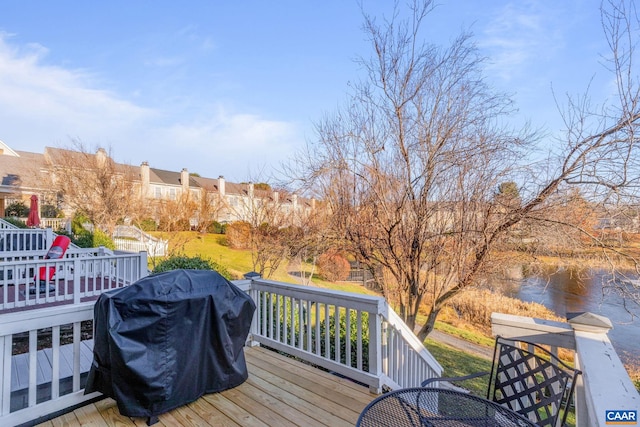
85;269;256;418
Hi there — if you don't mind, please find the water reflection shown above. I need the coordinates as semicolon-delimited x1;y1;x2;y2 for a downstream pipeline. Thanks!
500;266;640;367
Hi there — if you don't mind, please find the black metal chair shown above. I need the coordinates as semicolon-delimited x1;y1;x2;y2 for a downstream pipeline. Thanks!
422;336;581;427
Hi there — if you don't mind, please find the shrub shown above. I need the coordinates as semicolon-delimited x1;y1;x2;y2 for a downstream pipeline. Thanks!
93;229;116;250
136;218;158;232
68;213;116;249
72;230;93;248
153;254;232;280
317;252;351;282
226;221;251;249
5;201;29;217
41;204;61;218
207;221;227;234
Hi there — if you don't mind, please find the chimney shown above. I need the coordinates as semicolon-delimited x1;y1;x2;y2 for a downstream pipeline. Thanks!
273;191;279;203
248;182;254;199
311;198;316;210
96;148;108;169
292;194;298;211
181;168;189;194
141;162;150;198
218;176;226;198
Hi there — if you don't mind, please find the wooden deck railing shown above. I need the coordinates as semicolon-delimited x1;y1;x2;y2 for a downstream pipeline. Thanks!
492;312;639;427
236;276;443;393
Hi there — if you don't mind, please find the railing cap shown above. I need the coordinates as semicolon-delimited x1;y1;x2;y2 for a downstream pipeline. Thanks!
567;311;613;332
244;271;261;280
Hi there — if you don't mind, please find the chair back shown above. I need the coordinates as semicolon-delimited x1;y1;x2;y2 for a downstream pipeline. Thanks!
488;336;581;427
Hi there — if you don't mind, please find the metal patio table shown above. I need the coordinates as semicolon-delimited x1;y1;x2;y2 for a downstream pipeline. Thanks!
357;387;538;427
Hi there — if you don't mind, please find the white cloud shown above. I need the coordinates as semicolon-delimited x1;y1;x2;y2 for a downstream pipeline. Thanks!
0;34;302;182
150;108;300;179
0;34;154;143
479;1;564;81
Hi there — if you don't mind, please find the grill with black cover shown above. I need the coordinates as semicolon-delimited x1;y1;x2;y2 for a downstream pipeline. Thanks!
85;269;256;424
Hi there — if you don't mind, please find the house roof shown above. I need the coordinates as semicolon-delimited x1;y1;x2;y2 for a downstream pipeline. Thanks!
0;150;47;193
0;142;314;205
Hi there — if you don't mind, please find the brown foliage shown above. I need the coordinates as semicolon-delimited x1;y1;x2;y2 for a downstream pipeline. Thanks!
318;252;351;282
226;221;251;249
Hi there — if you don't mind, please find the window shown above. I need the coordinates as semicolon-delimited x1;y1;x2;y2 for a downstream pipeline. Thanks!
154;186;162;199
169;188;176;200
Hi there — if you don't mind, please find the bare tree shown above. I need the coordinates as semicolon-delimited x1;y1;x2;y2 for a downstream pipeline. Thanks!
291;0;640;340
46;141;137;235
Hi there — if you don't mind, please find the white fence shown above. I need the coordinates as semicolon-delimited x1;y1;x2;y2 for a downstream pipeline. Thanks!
237;277;443;392
0;251;148;311
113;237;167;257
113;225;168;257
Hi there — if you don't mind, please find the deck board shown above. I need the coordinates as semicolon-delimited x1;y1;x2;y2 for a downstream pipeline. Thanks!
37;346;377;426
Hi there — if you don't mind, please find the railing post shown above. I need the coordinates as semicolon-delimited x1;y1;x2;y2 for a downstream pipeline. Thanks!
45;228;54;248
368;303;383;394
243;272;261;347
139;251;148;279
568;312;639;427
73;257;82;304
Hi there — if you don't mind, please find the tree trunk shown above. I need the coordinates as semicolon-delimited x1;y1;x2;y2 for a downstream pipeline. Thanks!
416;307;440;342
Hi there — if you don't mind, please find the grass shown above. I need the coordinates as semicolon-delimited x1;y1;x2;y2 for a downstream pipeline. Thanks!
423;338;492;396
433;321;495;348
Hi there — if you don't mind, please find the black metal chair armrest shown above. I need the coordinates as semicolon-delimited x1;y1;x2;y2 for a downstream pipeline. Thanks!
421;371;490;387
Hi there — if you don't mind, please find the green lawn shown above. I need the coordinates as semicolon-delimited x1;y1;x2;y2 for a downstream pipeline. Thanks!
423;338;492;396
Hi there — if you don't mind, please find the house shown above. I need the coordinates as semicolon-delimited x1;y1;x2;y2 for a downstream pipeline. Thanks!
0;140;316;228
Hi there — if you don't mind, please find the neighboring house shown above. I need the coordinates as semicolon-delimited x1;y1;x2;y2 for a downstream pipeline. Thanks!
0;140;315;227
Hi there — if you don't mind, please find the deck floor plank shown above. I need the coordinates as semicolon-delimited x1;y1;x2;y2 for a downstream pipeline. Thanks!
73;402;108;426
255;346;373;403
217;383;297;427
165;403;212;427
50;410;81;427
38;346;377;427
245;360;356;426
233;379;322;426
246;350;366;421
186;397;241;427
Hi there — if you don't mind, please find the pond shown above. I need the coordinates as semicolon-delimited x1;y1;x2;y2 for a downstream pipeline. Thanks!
499;267;640;368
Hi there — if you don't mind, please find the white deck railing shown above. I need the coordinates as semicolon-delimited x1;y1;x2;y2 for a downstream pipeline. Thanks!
113;237;167;257
113;225;168;257
0;251;148;310
4;276;635;426
492;312;639;427
0;228;55;255
237;277;443;392
0;302;100;427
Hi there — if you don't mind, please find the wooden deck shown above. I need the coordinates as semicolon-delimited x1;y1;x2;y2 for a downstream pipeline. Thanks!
35;346;376;427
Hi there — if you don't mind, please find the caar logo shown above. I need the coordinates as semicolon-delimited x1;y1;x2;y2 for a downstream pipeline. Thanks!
606;410;637;425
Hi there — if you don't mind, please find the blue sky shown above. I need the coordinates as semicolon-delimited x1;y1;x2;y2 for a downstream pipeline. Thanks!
0;1;610;181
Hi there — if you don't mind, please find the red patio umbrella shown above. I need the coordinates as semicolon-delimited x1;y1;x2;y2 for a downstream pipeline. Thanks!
26;194;40;227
